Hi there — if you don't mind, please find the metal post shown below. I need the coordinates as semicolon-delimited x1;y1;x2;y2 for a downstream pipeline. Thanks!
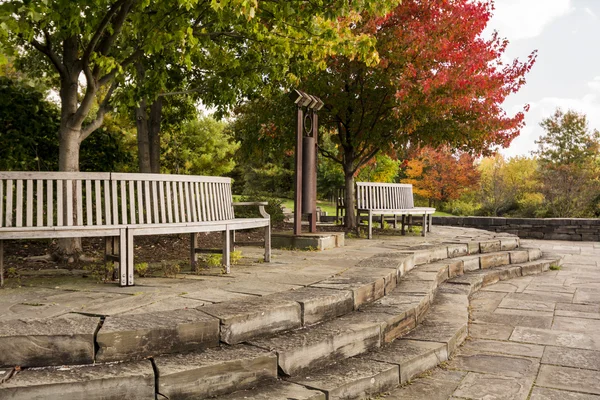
309;109;318;233
294;106;304;236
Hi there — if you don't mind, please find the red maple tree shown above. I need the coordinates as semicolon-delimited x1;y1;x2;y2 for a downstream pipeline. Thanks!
308;0;536;228
402;146;480;207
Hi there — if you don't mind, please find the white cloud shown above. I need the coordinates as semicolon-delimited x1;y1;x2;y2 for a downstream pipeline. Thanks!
487;0;573;41
501;77;600;157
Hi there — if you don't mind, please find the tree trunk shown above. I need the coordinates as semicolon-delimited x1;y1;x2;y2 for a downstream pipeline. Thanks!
343;163;357;229
149;97;163;173
136;98;152;173
57;70;84;255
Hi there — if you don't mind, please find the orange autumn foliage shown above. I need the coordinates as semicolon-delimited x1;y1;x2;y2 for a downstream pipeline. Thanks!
402;146;480;204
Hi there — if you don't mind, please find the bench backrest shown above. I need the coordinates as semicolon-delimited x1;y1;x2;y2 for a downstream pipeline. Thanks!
0;172;235;228
110;173;234;225
356;182;415;210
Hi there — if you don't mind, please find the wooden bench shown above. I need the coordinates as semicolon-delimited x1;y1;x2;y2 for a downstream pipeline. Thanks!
0;172;270;287
356;182;435;239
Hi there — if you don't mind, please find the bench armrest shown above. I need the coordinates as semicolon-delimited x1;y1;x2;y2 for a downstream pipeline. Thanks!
232;202;270;219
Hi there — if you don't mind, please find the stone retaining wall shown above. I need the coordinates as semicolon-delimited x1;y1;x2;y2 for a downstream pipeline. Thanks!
432;216;600;241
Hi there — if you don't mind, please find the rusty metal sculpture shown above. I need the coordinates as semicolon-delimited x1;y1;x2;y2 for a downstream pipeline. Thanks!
289;90;324;235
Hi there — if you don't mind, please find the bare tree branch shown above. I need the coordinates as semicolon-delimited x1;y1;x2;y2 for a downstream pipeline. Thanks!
30;36;66;77
80;81;118;141
82;0;130;64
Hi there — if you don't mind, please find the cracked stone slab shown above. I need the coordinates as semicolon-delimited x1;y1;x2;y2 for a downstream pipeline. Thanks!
0;360;154;399
201;296;301;344
469;322;515;340
537;364;600;395
471;308;553;329
452;372;534;400
0;368;13;384
154;344;277;399
266;287;353;326
530;387;600;400
510;326;600;351
461;339;544;358
509;250;530;264
555;303;600;320
182;288;256;303
96;309;219;362
574;289;600;304
470;291;507;313
289;357;399;399
249;314;381;376
552;316;600;333
479;240;502;253
447;351;540;378
542;346;600;370
498;297;556;312
367;339;448;384
0;313;99;367
217;382;325;400
120;295;206;315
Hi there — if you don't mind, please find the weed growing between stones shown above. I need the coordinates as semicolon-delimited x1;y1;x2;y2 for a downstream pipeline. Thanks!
549;264;561;271
161;260;181;278
83;262;115;282
135;262;149;277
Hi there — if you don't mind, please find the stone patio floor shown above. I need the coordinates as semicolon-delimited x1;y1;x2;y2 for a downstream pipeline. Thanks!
1;228;599;399
385;238;600;400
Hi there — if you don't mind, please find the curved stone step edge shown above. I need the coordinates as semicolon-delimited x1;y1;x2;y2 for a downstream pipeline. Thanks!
0;256;557;400
0;239;533;369
238;252;549;379
245;260;558;400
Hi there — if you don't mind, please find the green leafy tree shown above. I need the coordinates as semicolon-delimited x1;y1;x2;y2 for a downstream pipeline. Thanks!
162;116;239;176
535;109;600;217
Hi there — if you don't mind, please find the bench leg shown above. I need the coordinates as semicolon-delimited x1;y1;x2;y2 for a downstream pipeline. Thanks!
401;215;406;235
222;228;231;274
393;215;397;229
380;214;385;229
422;215;427;237
264;224;271;263
190;233;198;272
428;214;433;232
368;211;373;239
127;229;135;285
119;230;128;286
0;240;4;288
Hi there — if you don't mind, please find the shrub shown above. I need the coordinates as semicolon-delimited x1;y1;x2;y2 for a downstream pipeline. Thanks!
235;195;285;223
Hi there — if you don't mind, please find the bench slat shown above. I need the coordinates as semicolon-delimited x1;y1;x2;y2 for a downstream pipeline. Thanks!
66;180;74;226
26;180;34;227
94;181;102;226
166;181;173;223
178;181;186;223
172;181;180;223
47;180;53;227
144;181;152;224
159;181;166;223
76;180;83;226
16;180;23;227
0;180;3;227
200;182;207;222
189;181;198;222
110;180;117;226
129;181;136;225
152;181;161;224
185;182;193;223
85;180;92;226
37;180;44;227
57;180;63;226
136;180;144;225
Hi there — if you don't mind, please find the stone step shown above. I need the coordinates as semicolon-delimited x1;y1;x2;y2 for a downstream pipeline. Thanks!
209;254;560;400
1;249;560;400
0;237;528;369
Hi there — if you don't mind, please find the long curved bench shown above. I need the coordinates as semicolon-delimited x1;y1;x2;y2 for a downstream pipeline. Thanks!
0;172;270;287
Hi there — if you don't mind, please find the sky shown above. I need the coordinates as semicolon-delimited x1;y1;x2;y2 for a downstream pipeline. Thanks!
486;0;600;158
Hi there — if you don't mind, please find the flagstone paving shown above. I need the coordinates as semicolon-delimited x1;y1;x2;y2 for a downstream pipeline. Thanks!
384;239;600;399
